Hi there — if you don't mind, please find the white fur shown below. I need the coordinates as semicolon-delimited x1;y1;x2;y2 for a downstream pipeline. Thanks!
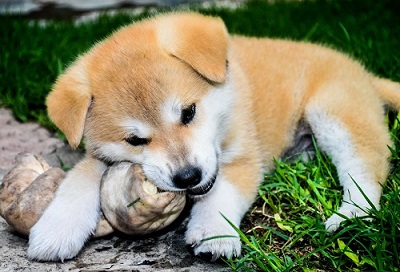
220;136;243;165
95;142;145;162
94;143;178;191
93;140;180;192
140;149;180;190
185;75;236;186
135;78;235;193
121;119;152;138
27;158;107;261
161;97;182;124
91;76;236;196
306;107;380;232
186;177;250;260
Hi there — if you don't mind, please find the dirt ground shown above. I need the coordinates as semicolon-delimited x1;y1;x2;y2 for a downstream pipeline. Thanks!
0;108;231;271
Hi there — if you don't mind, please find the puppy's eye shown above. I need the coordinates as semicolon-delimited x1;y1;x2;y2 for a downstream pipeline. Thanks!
181;103;196;125
125;135;150;146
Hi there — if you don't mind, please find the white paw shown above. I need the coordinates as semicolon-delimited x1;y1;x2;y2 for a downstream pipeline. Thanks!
184;177;251;260
27;205;97;261
325;207;368;232
185;219;241;260
27;157;105;261
27;183;100;261
325;213;346;232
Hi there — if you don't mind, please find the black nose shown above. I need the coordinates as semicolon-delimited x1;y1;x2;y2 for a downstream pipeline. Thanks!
172;167;202;189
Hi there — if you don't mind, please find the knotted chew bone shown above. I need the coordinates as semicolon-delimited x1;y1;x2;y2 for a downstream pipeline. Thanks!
0;153;65;235
100;162;186;235
0;153;186;237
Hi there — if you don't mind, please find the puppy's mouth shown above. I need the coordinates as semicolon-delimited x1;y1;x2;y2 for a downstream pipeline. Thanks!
186;172;217;196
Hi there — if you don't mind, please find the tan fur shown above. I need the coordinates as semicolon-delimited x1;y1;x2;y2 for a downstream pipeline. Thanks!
156;13;228;83
230;37;395;187
38;12;400;261
373;77;400;109
46;57;91;148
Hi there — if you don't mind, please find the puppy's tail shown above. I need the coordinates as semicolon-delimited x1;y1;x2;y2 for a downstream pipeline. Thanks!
373;77;400;109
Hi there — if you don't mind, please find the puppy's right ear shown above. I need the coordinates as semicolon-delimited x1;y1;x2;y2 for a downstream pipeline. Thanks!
156;13;228;83
46;57;91;149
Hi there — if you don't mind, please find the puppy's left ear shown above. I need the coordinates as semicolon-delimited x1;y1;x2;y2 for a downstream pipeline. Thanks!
46;57;92;149
156;13;228;83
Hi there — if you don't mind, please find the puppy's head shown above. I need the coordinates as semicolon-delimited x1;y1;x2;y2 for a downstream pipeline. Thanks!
47;13;233;196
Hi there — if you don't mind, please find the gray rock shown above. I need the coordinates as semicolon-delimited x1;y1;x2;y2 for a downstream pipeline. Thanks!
0;216;232;271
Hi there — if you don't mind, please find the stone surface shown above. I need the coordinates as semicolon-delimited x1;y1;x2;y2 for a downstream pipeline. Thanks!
0;108;232;271
0;108;84;181
0;215;230;271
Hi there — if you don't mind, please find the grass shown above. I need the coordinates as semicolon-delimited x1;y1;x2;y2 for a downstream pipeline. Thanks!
227;137;400;271
1;0;400;271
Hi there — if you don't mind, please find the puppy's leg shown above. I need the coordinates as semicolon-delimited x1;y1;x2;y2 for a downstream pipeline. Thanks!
28;156;107;261
306;90;391;232
186;158;262;260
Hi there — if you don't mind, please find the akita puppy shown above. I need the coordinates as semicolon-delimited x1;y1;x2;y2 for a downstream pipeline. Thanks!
28;12;400;261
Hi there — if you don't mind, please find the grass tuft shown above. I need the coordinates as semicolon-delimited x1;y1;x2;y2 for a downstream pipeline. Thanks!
231;128;400;271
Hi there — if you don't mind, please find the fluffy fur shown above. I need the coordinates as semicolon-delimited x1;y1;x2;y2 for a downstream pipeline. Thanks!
28;12;400;261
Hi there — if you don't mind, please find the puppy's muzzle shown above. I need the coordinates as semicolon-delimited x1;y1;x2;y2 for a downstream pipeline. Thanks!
172;166;217;196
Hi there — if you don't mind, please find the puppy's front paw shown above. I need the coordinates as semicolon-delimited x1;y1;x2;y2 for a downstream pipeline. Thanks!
27;211;92;261
185;221;241;261
27;188;99;262
325;213;345;232
26;157;105;261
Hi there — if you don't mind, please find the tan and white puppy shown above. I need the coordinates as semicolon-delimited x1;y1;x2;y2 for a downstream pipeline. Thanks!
28;13;400;261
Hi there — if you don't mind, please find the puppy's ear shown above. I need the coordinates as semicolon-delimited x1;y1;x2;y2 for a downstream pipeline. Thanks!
46;57;91;148
156;13;228;83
